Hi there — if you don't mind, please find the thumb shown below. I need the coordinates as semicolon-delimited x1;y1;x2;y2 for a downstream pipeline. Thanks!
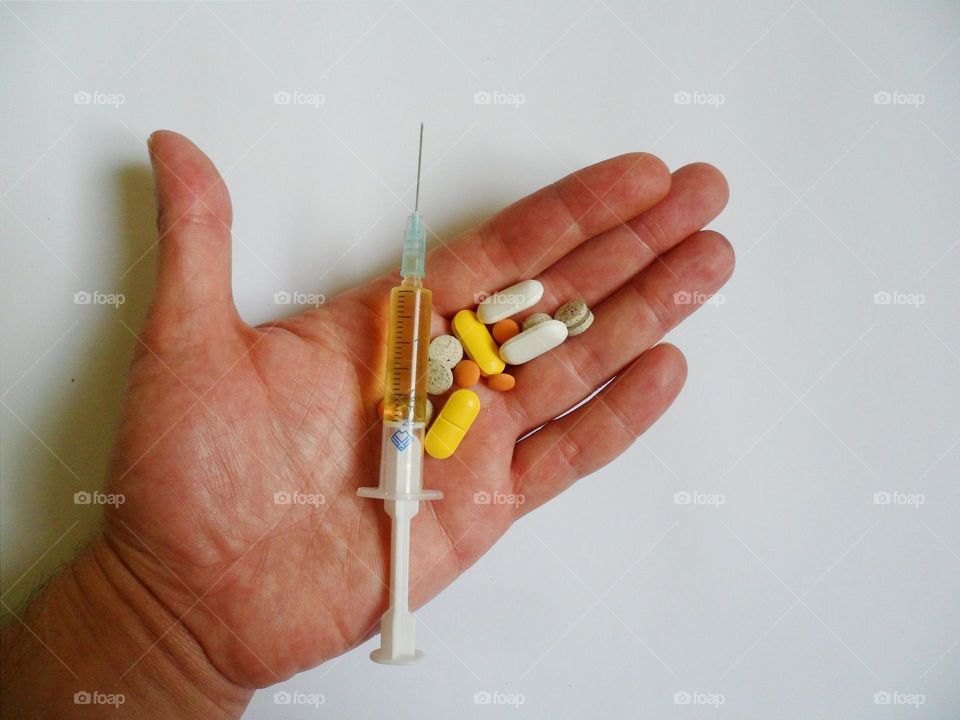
146;130;237;337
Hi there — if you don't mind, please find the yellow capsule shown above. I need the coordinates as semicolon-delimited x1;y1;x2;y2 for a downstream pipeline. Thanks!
425;389;481;459
452;310;505;376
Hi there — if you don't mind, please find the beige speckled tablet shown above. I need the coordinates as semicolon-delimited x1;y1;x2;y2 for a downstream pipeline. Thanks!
522;312;552;331
554;299;594;337
428;335;464;369
427;360;454;395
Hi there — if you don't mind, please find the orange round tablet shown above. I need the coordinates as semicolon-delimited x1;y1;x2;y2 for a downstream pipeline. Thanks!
492;318;520;344
487;373;516;392
453;359;481;387
376;398;386;419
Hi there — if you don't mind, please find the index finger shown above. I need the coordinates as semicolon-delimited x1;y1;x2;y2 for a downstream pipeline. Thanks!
426;152;671;315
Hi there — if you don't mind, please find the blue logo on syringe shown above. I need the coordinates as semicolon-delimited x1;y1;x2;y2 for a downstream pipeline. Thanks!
390;429;412;451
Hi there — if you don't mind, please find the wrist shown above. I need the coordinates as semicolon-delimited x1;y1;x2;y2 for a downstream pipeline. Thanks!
1;535;253;718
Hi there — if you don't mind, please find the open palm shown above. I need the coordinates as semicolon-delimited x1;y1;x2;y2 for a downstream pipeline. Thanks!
102;131;732;690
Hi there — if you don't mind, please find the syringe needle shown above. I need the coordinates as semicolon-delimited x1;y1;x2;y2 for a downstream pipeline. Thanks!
415;122;423;212
400;124;427;280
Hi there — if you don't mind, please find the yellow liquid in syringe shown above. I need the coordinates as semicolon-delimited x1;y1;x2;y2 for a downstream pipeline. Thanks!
383;279;432;423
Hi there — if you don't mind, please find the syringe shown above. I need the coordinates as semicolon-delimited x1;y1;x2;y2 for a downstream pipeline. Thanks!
357;124;441;664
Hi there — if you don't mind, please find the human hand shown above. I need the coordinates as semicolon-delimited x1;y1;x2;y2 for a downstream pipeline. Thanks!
3;130;732;716
102;131;732;690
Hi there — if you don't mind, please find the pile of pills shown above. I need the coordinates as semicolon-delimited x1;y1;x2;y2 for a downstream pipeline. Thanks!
396;279;593;459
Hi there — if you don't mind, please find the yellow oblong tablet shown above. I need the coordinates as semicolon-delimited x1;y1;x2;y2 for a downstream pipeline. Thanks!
452;310;505;376
425;389;481;459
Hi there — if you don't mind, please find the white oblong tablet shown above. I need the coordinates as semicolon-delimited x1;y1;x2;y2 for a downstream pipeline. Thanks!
498;319;568;365
477;279;544;324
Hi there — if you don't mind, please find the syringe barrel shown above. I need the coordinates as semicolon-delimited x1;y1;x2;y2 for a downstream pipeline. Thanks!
383;279;431;423
377;421;426;496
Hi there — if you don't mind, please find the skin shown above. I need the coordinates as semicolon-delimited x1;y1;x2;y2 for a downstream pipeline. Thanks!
0;131;733;718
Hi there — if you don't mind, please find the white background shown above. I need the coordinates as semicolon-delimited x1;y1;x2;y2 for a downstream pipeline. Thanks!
2;1;959;718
